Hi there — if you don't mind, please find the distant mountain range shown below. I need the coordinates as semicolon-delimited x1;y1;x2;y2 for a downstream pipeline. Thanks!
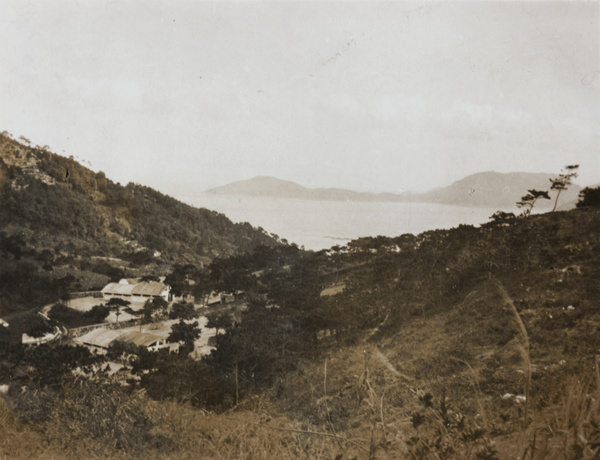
205;176;404;203
205;173;583;209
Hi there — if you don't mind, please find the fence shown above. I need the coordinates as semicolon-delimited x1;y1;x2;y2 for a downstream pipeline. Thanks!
67;319;143;339
69;291;103;299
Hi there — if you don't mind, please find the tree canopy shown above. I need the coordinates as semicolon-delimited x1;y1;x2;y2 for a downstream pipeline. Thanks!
167;320;201;355
550;164;579;211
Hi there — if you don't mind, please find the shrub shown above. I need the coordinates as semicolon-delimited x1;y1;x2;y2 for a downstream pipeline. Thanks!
50;378;154;452
576;186;600;208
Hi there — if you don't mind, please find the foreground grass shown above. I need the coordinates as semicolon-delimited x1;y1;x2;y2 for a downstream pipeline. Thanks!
3;274;599;459
3;355;599;459
2;208;599;459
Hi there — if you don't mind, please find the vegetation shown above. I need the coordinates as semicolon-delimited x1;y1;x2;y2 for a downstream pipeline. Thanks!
205;310;234;335
141;297;169;322
167;320;201;355
48;302;109;328
516;189;550;217
549;164;579;212
0;132;279;314
106;297;130;323
577;186;600;208
168;301;196;320
0;203;598;458
1;132;599;458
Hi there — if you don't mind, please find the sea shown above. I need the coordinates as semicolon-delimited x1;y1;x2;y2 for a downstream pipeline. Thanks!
181;194;508;251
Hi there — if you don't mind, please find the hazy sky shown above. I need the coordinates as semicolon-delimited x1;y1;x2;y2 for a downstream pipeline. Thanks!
1;1;598;198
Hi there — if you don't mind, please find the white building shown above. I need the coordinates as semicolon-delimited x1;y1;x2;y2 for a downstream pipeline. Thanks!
101;278;170;302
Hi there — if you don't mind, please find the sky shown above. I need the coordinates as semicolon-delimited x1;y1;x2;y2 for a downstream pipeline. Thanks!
0;1;599;199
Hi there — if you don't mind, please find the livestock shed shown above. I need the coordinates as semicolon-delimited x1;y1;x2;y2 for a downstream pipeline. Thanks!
113;331;170;352
101;278;170;302
77;328;174;353
77;328;122;350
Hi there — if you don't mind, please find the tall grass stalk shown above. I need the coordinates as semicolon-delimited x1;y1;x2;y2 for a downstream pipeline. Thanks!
449;357;488;425
495;280;532;425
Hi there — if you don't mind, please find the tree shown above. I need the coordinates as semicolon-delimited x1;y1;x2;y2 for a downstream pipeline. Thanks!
55;273;77;301
106;297;130;322
167;320;201;355
25;314;55;338
142;297;168;322
550;165;579;212
165;264;198;298
191;272;213;306
516;189;551;217
139;275;160;282
82;304;110;323
576;186;600;208
206;311;233;336
486;211;517;227
168;302;196;320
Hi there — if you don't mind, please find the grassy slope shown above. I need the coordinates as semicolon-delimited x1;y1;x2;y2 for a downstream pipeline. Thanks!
1;207;598;458
272;207;600;457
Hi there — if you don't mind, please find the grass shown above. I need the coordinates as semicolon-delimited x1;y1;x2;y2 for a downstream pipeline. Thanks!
2;208;599;458
3;273;598;459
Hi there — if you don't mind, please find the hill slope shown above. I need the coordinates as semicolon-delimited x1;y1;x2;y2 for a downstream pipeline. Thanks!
0;132;278;312
1;205;599;459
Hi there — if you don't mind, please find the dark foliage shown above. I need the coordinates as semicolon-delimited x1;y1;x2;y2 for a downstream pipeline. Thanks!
167;320;201;354
205;311;233;335
53;378;155;452
576;186;600;208
141;296;168;322
168;302;196;320
0;133;280;312
48;303;109;328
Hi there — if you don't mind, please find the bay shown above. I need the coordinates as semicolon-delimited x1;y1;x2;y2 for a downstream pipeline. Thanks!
180;194;507;251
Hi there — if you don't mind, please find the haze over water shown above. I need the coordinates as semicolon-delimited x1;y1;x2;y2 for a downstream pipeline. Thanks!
183;195;505;251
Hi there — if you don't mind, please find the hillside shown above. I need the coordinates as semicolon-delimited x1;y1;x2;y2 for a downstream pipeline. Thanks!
205;171;582;208
1;202;599;459
0;132;278;313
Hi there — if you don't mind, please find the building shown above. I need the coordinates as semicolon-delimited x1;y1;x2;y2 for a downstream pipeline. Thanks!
113;331;171;352
101;278;170;302
77;327;175;353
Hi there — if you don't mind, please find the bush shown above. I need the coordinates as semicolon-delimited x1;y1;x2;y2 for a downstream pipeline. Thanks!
49;378;154;452
168;302;196;320
576;186;600;208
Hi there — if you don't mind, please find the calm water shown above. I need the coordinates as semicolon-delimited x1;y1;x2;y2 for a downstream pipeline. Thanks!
181;194;506;251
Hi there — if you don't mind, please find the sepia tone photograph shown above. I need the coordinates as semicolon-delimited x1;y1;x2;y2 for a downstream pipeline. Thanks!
0;1;599;458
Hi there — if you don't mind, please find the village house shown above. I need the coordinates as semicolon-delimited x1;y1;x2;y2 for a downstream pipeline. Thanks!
101;278;171;302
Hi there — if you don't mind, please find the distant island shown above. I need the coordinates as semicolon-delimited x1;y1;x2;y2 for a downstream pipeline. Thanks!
205;172;582;209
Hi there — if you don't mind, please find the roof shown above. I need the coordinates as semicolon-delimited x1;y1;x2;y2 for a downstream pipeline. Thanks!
112;331;164;347
77;328;165;348
77;328;123;348
102;281;169;297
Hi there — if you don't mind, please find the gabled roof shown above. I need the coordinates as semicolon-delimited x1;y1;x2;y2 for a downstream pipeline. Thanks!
77;328;165;348
112;331;164;347
78;328;123;348
102;281;169;296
